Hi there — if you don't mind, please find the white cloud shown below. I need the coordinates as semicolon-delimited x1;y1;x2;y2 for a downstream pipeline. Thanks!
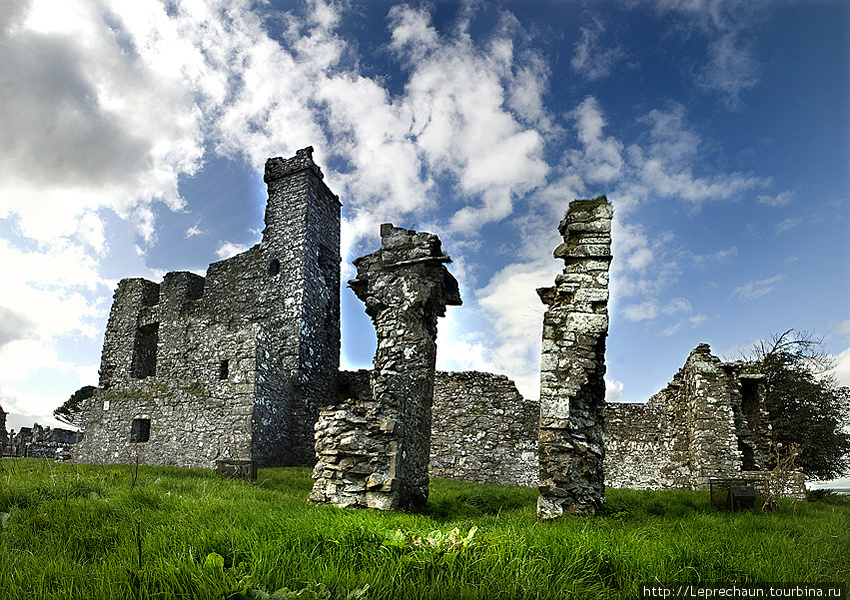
659;313;709;337
571;18;627;81
662;297;693;315
730;275;785;300
758;190;795;207
605;378;625;402
834;320;850;338
215;241;249;260
622;301;659;322
651;0;769;108
691;246;738;265
776;217;801;233
567;97;625;185
627;103;770;207
834;345;850;388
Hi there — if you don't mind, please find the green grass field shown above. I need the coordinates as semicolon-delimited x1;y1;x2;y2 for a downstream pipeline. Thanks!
0;459;847;599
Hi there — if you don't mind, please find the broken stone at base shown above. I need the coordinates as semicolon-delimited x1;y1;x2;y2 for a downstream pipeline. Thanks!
310;225;461;510
537;197;612;519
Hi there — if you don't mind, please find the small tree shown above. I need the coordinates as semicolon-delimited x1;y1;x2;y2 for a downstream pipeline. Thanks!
748;330;850;480
53;385;96;428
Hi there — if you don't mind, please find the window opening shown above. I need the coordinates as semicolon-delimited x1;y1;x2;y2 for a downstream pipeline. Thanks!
130;418;151;443
130;323;159;379
219;359;229;380
268;259;280;275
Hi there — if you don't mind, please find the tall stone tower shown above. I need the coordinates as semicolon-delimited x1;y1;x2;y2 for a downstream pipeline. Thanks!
75;148;340;468
255;147;341;465
537;197;613;519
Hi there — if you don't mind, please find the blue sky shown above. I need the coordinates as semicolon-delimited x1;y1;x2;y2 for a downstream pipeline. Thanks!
1;0;848;456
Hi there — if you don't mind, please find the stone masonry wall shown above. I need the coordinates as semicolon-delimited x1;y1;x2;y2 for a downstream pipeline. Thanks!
74;148;339;469
311;225;460;510
537;197;613;518
5;424;83;459
430;371;537;487
0;404;7;453
605;344;772;490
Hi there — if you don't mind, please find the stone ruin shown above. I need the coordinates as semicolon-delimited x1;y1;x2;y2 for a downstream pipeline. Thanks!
73;147;340;468
66;147;794;514
430;372;538;487
0;405;6;454
0;416;83;459
537;198;613;518
310;225;461;509
606;344;773;490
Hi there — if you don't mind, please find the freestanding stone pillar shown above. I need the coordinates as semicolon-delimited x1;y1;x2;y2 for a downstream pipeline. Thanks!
310;224;461;510
537;197;613;519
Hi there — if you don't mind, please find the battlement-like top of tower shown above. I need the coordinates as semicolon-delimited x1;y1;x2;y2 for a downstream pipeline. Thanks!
264;147;323;183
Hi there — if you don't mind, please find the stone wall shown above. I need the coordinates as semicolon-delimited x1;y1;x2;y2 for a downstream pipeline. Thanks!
430;371;537;487
74;148;340;469
605;344;773;490
0;404;7;453
310;225;460;510
537;197;613;518
5;424;83;458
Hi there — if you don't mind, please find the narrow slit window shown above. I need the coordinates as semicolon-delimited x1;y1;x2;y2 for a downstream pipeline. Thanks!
268;259;280;275
130;418;151;443
219;359;229;380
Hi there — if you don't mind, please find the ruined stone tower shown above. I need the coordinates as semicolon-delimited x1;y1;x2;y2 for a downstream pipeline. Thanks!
537;197;613;519
74;148;340;468
310;225;461;510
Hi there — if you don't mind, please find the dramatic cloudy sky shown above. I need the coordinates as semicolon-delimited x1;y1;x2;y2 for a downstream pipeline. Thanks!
1;0;848;440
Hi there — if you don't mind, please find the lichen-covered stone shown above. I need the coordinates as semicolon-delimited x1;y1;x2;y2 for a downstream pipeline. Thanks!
74;148;340;469
430;371;537;487
537;197;612;519
310;225;460;510
605;344;773;490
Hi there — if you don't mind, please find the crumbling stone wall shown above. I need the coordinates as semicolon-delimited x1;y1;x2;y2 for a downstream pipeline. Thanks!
74;148;340;469
430;371;537;487
537;197;613;518
0;404;7;454
605;344;772;490
311;225;460;510
4;424;83;458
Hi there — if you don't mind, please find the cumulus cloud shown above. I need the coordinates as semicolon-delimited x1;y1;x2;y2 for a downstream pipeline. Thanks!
215;241;250;260
834;345;850;387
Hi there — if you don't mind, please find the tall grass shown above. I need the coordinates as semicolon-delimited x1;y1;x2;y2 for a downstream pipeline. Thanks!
0;458;846;599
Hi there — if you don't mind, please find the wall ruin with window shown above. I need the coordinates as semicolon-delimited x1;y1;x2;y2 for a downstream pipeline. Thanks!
74;148;340;469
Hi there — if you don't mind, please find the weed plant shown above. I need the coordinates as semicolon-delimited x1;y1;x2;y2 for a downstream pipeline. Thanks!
0;458;847;599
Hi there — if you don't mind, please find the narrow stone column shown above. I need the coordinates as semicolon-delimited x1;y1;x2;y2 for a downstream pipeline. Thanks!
537;197;613;519
310;224;460;510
